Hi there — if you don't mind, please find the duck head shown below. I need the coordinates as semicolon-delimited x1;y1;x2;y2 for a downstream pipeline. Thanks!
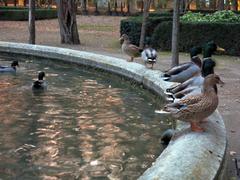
11;60;19;69
119;34;130;44
38;71;45;80
203;41;225;58
189;46;202;58
202;57;216;77
203;74;224;91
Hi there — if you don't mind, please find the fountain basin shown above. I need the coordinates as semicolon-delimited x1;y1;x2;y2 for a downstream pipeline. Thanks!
0;41;227;180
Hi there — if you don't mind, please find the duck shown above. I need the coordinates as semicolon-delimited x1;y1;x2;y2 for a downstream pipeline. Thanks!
162;55;202;83
165;42;224;100
160;74;224;132
0;60;19;73
119;34;143;62
32;71;47;91
141;45;158;69
161;46;202;83
165;57;216;102
202;41;225;77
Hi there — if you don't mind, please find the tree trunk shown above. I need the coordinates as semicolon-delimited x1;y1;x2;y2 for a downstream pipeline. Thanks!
171;0;180;67
226;0;230;9
232;0;238;11
139;0;152;49
82;0;88;15
14;0;17;6
200;0;206;9
56;0;80;44
179;0;185;13
209;0;217;10
218;0;224;10
29;0;36;44
4;0;7;6
184;0;194;11
196;0;201;9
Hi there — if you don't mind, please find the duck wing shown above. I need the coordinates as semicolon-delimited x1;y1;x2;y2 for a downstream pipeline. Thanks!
164;62;192;76
169;77;195;93
125;44;142;57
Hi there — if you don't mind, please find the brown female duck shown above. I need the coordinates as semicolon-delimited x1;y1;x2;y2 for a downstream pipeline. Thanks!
161;74;224;132
119;34;143;62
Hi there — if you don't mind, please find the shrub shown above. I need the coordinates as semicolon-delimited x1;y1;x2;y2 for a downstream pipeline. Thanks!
120;16;172;45
181;10;240;23
151;21;240;56
0;8;57;21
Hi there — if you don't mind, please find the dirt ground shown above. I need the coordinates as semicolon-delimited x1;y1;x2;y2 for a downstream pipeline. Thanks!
0;15;240;179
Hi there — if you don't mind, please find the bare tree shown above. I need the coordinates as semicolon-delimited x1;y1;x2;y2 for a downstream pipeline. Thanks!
29;0;36;44
218;0;224;10
209;0;217;10
56;0;80;44
232;0;238;11
171;0;180;67
139;0;152;49
184;0;194;11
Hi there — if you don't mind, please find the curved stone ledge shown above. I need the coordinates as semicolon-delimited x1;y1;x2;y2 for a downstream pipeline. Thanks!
0;41;227;180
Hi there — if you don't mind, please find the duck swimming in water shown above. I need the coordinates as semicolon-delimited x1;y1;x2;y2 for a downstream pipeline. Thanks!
0;60;19;73
119;34;143;62
32;71;47;91
160;74;224;132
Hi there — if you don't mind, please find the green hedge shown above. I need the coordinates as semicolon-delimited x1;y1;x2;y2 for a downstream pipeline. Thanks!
120;16;172;45
151;21;240;56
0;8;57;20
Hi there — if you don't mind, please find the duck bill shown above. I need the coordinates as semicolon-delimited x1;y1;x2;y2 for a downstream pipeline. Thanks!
217;46;225;52
218;79;225;87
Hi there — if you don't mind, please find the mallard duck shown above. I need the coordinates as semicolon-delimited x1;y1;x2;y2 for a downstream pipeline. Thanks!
0;60;19;73
162;56;202;83
165;41;223;99
202;41;225;76
161;45;202;83
32;71;47;91
119;34;143;62
160;74;224;132
141;46;157;69
165;56;216;100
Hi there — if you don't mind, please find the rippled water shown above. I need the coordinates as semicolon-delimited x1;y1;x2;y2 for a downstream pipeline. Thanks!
0;57;172;179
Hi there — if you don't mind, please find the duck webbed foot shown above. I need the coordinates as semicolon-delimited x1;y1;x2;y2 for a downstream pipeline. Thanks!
200;118;208;123
190;122;204;132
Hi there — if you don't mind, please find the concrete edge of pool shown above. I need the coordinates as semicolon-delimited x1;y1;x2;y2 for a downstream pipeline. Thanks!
0;41;227;180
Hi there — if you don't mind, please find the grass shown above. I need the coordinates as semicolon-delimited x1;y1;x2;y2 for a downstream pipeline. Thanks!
79;24;114;32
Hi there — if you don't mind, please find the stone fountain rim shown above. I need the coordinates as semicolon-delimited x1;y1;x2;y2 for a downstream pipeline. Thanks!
0;41;227;180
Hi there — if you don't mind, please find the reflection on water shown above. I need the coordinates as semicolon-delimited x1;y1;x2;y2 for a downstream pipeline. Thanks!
0;57;172;179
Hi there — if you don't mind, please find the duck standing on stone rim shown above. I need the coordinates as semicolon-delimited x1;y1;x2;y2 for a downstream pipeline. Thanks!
159;74;224;132
119;34;143;62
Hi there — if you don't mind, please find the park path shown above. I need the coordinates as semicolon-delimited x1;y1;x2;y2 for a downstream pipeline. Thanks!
0;15;240;179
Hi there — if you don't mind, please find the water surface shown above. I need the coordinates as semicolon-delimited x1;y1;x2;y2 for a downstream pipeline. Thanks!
0;57;172;179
